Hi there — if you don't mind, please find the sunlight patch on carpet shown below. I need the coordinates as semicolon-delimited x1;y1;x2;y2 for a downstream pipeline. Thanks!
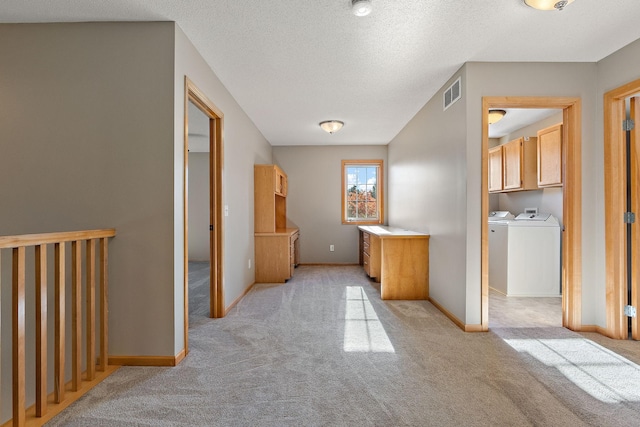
343;286;395;353
504;337;640;403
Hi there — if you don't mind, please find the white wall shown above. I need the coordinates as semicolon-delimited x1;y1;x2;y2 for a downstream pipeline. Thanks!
188;152;210;261
387;69;469;323
174;25;272;354
0;22;176;422
273;145;388;263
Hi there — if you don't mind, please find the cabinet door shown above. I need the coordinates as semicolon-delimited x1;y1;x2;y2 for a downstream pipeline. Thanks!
503;138;523;190
488;146;503;193
537;124;563;187
274;167;287;196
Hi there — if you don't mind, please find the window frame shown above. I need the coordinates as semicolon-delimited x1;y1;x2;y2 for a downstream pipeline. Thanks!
341;159;384;225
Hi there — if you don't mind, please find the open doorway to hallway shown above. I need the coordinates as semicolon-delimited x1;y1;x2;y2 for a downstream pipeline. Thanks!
183;77;225;355
187;99;212;326
604;79;640;340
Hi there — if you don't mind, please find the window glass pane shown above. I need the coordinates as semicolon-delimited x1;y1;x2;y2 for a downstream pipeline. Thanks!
366;167;377;186
343;161;382;223
347;168;357;185
347;201;357;219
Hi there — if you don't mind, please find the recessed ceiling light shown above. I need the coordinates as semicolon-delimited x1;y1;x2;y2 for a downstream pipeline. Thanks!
524;0;575;11
352;0;372;17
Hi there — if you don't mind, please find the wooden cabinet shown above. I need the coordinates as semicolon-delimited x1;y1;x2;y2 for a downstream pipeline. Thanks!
537;123;563;187
254;164;299;283
501;137;538;192
488;146;503;193
255;228;299;283
254;164;288;233
361;230;381;281
359;226;429;300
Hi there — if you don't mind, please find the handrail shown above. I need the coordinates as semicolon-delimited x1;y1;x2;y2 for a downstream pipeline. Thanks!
0;229;115;248
1;228;116;427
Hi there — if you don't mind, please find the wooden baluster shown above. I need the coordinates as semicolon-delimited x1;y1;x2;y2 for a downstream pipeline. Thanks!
86;239;96;380
35;244;48;417
13;246;26;427
99;237;109;371
54;242;65;403
71;240;82;391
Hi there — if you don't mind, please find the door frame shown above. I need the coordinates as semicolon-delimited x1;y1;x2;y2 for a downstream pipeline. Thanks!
604;78;640;339
184;77;225;354
481;96;582;331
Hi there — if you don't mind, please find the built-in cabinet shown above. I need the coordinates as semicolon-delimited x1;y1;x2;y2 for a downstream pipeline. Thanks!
358;225;430;300
502;137;538;191
488;146;503;192
537;123;563;187
254;164;299;283
490;129;564;194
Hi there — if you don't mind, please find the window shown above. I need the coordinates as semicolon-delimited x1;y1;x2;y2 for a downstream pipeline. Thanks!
341;160;384;224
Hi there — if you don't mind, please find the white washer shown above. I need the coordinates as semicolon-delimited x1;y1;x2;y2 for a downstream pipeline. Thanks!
504;213;561;297
488;211;515;295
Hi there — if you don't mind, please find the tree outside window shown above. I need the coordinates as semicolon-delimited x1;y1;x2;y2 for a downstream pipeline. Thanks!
342;160;384;224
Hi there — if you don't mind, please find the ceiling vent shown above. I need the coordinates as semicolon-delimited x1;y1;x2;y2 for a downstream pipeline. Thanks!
443;77;462;111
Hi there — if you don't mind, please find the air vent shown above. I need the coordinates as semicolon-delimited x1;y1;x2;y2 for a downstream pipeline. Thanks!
443;77;462;111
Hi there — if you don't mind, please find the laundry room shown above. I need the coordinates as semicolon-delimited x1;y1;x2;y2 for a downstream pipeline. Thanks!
487;107;564;327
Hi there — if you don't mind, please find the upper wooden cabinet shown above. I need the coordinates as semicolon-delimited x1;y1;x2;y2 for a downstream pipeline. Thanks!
275;166;287;196
502;137;538;192
254;164;288;233
537;123;563;187
488;146;503;193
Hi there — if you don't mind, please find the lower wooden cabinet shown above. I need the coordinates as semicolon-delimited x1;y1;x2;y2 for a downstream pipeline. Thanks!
359;226;430;300
361;231;381;281
255;228;299;283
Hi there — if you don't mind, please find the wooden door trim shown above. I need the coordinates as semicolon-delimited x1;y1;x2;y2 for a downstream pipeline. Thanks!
481;96;582;331
604;78;640;339
184;77;225;356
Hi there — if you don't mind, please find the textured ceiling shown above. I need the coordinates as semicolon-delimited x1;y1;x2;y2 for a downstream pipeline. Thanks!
3;0;640;146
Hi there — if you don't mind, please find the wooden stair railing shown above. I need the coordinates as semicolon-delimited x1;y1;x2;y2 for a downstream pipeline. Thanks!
0;229;116;427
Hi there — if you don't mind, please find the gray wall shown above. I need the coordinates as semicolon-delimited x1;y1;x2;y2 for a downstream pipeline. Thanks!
594;38;640;326
0;22;176;422
188;152;210;261
174;26;272;351
273;145;388;264
0;22;274;421
387;69;469;323
465;62;599;326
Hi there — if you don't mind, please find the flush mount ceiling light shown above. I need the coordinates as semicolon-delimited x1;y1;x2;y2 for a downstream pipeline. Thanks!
319;120;344;134
524;0;574;11
352;0;372;17
488;110;507;125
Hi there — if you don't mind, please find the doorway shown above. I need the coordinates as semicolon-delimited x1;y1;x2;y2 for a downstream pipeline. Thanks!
604;78;640;340
184;77;224;354
481;97;582;332
487;108;564;328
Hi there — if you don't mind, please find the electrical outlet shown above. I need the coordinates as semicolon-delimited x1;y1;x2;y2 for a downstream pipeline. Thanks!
248;259;251;269
330;245;335;252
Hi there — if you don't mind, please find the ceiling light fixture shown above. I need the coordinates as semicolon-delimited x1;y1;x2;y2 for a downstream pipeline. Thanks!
352;0;372;17
319;120;344;134
488;110;506;125
524;0;574;11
